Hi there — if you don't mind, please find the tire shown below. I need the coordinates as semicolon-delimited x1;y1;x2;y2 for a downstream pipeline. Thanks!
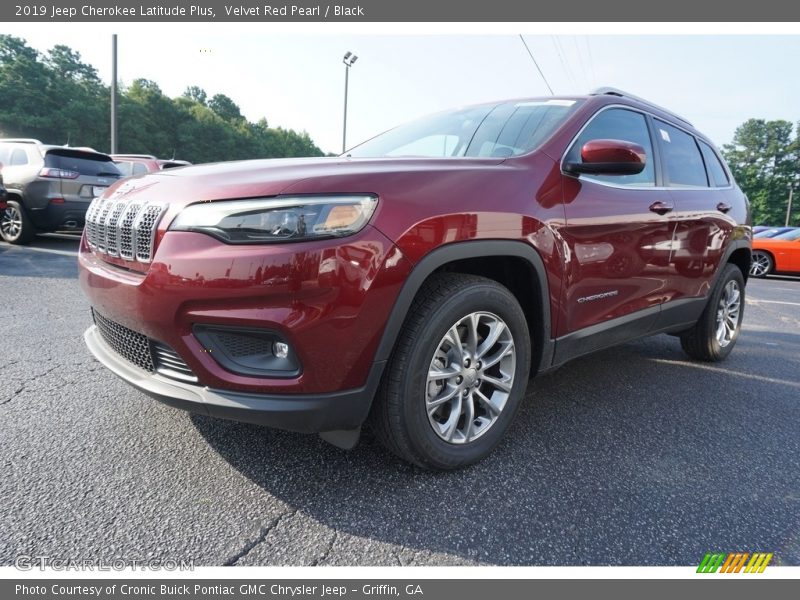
369;273;531;470
0;200;36;245
749;250;773;278
680;264;745;362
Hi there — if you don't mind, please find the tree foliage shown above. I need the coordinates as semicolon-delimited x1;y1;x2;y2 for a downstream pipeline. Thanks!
722;119;799;226
0;35;324;162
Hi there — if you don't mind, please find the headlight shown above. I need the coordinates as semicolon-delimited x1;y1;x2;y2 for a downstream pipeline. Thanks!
169;195;378;244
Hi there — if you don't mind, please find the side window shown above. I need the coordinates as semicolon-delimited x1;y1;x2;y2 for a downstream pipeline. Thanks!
132;162;149;176
115;161;133;176
10;148;29;166
699;141;729;187
566;108;655;187
655;120;708;187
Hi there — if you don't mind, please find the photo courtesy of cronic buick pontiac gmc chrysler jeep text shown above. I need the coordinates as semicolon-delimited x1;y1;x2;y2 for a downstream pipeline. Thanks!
78;88;751;470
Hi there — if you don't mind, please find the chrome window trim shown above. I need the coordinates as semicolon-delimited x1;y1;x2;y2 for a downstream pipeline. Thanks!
560;103;734;192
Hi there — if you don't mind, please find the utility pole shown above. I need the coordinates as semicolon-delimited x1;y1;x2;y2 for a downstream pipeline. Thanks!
786;186;794;227
342;52;358;154
110;34;118;154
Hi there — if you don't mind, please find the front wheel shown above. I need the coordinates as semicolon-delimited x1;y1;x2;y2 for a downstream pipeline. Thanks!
680;264;745;362
370;273;531;470
749;251;773;278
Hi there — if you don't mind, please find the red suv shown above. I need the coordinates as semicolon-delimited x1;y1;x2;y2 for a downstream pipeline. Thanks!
111;154;191;176
79;88;751;469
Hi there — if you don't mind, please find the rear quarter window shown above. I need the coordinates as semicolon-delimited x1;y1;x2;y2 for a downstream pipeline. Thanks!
699;141;730;187
10;148;29;166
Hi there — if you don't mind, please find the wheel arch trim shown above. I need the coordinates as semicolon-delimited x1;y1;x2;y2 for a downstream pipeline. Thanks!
373;240;554;371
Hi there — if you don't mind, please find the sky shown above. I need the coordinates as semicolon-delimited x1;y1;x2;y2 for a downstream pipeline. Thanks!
10;27;800;155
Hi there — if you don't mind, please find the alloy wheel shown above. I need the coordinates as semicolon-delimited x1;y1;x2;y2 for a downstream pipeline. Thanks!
715;280;741;348
0;206;23;240
750;252;771;277
425;311;516;444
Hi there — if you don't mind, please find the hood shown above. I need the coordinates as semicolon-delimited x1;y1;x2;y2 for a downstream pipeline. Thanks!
100;155;507;208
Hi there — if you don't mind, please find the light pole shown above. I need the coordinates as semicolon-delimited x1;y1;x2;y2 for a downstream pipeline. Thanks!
342;51;358;154
110;34;118;154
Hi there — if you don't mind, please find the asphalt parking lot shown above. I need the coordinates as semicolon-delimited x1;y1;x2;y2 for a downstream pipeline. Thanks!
1;235;799;566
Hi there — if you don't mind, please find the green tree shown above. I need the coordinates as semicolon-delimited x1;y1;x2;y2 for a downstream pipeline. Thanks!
0;35;60;139
722;119;799;226
208;93;243;122
44;45;108;149
182;85;207;105
0;36;327;163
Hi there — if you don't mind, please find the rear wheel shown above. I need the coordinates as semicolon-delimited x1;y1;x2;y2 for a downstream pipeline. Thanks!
370;273;531;470
749;251;772;278
0;200;35;245
680;264;745;362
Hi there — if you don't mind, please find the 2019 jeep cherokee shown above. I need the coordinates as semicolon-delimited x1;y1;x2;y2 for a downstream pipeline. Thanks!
78;88;751;469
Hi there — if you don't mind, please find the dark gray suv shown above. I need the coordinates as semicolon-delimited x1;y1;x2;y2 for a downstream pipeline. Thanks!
0;139;122;244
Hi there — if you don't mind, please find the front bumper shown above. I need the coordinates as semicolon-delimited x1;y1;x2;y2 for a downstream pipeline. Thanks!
85;324;385;433
79;227;412;395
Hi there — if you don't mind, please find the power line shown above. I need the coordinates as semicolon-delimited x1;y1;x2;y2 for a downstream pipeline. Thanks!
551;35;577;92
571;35;590;90
584;36;597;88
518;34;554;95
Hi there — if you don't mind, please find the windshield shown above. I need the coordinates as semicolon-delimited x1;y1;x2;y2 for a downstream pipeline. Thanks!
772;228;800;241
755;228;789;238
347;99;581;159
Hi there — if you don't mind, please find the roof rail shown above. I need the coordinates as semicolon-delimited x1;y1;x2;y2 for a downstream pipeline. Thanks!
112;153;157;160
0;138;43;145
590;87;693;127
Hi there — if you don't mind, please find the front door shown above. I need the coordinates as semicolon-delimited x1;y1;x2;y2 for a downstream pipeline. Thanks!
557;107;676;346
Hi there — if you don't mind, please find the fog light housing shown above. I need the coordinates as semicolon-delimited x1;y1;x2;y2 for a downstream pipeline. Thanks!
193;325;300;378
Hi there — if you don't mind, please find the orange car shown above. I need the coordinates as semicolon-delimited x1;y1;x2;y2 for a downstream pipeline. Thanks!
750;228;800;277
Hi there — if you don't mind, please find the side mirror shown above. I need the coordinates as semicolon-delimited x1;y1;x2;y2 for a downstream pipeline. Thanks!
565;139;646;176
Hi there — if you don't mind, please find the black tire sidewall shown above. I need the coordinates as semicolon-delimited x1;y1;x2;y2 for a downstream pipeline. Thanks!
398;282;531;468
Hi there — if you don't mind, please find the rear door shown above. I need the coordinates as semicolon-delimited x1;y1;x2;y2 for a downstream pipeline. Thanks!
558;107;676;342
654;120;736;301
44;149;122;203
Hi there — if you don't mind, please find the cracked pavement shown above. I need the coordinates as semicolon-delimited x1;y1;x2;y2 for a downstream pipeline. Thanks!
1;235;799;566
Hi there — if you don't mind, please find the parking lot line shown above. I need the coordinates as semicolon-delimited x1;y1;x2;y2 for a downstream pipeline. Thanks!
747;299;800;308
3;246;77;257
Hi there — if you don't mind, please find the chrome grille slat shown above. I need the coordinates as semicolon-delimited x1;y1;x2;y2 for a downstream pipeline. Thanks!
85;199;100;248
118;202;143;260
104;201;127;257
95;201;114;252
134;204;166;263
85;199;164;263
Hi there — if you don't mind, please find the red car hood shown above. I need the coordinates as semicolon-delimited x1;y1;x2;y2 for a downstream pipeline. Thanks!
101;156;506;208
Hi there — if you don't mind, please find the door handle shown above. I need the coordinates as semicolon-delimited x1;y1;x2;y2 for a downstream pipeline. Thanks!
716;202;732;213
649;201;674;215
